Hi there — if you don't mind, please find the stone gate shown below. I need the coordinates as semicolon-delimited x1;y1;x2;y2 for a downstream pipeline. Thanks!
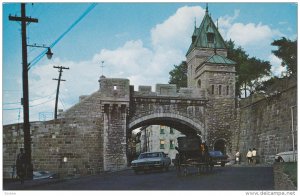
3;7;239;177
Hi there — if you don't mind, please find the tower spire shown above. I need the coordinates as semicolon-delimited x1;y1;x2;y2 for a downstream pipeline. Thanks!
206;3;208;14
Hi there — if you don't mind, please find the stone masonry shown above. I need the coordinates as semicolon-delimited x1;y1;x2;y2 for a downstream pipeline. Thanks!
2;7;297;178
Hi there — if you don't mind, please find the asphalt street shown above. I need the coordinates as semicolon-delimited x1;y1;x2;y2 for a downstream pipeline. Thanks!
21;165;274;190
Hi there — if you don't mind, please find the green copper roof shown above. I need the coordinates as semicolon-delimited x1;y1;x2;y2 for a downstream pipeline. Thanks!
186;9;227;56
205;54;236;65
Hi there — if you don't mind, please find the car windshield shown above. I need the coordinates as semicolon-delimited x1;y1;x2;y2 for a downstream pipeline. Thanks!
139;152;160;159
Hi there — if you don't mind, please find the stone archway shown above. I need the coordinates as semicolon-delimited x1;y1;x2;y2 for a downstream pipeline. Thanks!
214;139;227;154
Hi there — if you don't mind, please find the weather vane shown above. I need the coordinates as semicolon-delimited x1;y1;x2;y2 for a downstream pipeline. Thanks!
100;61;105;76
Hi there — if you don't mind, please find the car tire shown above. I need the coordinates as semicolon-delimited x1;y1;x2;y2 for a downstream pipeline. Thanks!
221;162;225;167
279;157;284;162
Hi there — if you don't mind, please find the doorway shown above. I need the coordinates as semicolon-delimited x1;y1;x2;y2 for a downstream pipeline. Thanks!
214;139;226;154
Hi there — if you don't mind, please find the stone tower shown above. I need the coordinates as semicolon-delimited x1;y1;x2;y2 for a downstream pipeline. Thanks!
186;6;236;153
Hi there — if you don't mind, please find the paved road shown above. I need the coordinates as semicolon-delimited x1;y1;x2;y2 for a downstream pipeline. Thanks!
26;166;274;190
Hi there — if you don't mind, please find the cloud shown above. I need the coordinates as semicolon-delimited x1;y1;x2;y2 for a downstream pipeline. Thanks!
218;9;240;29
3;5;206;124
218;10;283;48
269;54;286;76
151;6;205;50
93;6;205;89
3;5;288;125
226;22;276;46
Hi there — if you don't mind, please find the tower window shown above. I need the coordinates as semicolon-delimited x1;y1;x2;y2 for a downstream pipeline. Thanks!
211;85;214;95
226;86;229;95
197;79;201;88
207;33;215;43
219;85;222;95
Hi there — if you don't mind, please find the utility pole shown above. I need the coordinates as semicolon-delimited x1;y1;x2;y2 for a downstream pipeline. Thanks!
9;3;38;180
53;66;69;119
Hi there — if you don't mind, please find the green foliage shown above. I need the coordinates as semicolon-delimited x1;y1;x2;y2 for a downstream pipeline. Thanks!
226;40;271;97
255;76;279;93
283;162;297;187
271;37;297;76
168;61;187;90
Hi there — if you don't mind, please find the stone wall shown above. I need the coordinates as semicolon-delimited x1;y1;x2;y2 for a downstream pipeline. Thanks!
3;91;104;179
233;78;297;163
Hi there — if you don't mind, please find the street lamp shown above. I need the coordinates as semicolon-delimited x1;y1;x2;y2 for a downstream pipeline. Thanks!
27;44;53;60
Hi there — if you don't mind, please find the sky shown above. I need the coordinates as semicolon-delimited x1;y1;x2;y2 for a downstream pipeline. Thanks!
2;1;298;125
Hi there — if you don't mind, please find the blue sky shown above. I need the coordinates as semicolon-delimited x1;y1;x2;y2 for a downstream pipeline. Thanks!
2;2;298;125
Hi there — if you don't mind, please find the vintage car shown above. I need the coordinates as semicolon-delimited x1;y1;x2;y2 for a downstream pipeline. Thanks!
209;150;230;167
275;150;297;162
131;152;171;174
33;171;59;180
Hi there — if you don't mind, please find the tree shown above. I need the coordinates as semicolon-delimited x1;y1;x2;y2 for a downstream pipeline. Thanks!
271;37;297;77
168;61;187;90
168;40;272;97
226;40;271;97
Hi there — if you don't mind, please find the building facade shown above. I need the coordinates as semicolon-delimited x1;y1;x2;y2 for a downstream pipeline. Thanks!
138;125;184;162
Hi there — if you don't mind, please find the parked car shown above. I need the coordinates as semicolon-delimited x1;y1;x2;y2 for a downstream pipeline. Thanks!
131;152;171;174
209;151;230;167
33;171;59;180
275;150;297;162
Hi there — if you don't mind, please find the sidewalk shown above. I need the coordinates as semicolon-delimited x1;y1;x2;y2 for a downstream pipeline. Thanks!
3;178;65;190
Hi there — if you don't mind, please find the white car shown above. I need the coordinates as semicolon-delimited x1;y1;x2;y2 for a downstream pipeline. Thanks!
275;150;297;162
131;152;171;174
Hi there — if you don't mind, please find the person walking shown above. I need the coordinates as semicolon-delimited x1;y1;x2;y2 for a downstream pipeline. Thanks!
16;148;26;184
252;148;257;165
246;149;252;164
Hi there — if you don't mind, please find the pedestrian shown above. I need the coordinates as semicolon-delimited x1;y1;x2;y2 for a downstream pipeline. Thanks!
246;149;252;164
252;148;257;165
235;150;240;164
16;148;26;184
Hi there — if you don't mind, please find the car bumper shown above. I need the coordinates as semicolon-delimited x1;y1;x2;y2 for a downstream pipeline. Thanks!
131;164;164;171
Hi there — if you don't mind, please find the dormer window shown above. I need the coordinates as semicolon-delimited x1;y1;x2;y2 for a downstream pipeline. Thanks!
206;24;215;43
207;32;214;43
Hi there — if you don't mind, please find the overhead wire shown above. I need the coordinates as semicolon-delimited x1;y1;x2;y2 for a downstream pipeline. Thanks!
3;91;56;105
28;3;97;70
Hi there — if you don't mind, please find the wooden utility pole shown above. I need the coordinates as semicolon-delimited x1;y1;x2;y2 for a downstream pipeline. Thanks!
9;3;38;180
53;66;69;119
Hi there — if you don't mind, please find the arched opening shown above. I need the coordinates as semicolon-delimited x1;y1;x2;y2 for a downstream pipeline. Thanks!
126;114;205;166
214;139;226;154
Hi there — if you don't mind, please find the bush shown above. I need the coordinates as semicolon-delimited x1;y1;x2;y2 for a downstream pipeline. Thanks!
283;162;297;186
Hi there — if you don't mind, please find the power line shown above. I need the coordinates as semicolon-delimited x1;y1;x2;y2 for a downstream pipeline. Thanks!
28;3;97;69
59;96;66;110
29;98;55;107
3;91;56;105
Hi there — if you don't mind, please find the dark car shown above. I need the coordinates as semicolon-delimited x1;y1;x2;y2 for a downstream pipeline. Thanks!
131;152;171;174
33;171;59;180
209;151;229;167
